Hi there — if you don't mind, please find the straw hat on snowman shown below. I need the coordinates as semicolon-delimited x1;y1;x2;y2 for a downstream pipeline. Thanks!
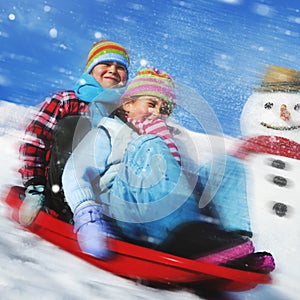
254;65;300;92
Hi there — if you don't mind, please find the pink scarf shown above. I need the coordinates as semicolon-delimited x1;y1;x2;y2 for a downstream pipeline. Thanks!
127;117;181;164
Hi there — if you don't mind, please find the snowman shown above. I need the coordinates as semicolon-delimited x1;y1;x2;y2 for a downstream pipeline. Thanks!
237;65;300;298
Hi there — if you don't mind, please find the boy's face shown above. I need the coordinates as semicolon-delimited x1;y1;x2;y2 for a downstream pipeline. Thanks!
123;96;168;121
91;62;128;88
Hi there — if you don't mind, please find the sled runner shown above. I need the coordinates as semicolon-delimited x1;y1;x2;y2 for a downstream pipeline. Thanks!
3;185;272;292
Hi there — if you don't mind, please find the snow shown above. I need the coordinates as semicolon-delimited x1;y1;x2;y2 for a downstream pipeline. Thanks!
0;100;299;300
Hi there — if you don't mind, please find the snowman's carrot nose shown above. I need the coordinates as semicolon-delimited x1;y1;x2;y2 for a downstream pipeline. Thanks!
280;104;291;121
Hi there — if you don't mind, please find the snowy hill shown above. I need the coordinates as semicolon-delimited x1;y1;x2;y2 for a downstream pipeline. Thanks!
0;100;298;300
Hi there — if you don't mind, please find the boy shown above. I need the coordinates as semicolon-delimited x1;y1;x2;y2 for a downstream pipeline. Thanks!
19;40;130;226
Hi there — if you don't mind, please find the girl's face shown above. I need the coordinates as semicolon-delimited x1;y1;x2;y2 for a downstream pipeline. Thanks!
123;96;166;121
91;62;128;88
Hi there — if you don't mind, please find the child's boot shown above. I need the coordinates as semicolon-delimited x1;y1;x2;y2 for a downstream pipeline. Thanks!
225;251;275;274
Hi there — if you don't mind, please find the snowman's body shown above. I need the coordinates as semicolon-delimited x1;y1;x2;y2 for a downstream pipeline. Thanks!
239;91;300;297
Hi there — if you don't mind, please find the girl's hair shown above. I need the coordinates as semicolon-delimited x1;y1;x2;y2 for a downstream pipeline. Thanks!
109;103;139;133
109;105;127;122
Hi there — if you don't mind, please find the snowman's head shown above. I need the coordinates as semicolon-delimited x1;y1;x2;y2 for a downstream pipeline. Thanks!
240;91;300;143
241;65;300;143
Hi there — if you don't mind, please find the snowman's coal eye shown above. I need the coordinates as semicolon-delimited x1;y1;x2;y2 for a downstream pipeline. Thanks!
264;102;274;109
294;103;300;112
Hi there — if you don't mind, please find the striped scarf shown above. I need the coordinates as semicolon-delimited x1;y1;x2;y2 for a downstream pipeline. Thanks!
127;117;181;164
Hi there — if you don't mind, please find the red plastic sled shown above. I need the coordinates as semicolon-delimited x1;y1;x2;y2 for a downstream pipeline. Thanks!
3;185;272;292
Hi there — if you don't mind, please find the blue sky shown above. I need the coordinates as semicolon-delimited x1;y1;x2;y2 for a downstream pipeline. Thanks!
1;0;300;136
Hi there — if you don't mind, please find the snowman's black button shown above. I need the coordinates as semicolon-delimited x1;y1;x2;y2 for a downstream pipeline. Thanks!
272;202;288;217
273;176;287;187
271;159;286;169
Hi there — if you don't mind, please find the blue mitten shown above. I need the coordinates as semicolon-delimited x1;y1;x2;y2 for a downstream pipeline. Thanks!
74;201;111;259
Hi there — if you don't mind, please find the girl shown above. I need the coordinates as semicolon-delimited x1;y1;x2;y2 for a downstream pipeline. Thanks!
19;40;130;225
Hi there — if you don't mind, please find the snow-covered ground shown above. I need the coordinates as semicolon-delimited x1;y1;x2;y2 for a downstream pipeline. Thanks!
0;100;297;300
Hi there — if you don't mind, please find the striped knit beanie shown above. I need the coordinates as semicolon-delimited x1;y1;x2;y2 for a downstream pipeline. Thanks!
84;40;130;74
121;66;176;115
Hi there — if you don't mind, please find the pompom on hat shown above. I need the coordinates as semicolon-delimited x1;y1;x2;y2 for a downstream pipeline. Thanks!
84;40;130;74
255;65;300;92
121;66;176;115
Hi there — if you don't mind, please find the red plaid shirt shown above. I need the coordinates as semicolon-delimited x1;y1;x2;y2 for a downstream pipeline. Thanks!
18;90;89;187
